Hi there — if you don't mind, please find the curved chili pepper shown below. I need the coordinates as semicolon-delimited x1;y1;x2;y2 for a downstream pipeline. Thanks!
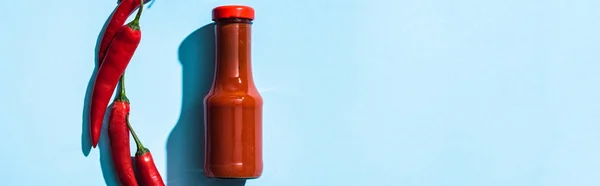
128;122;165;186
98;0;150;65
90;2;145;148
135;152;165;186
108;75;138;186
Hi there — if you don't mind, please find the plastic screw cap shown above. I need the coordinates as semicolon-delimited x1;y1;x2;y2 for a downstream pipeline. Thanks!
212;5;255;20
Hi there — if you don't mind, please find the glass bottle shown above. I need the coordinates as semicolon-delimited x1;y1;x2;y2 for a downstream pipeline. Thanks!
204;5;263;179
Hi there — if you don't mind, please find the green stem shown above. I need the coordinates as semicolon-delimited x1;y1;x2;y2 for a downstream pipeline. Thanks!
116;74;129;102
127;0;144;30
127;115;149;156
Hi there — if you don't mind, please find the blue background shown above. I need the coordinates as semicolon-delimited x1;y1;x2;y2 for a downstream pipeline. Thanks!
1;0;600;185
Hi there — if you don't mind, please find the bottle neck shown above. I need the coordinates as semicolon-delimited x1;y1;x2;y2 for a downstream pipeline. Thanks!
213;19;255;91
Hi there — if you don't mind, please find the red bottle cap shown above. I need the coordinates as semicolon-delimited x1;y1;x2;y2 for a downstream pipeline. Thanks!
212;5;255;20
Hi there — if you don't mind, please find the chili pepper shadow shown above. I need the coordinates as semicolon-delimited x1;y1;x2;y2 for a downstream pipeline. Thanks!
82;6;123;184
98;103;121;186
82;0;152;157
81;6;116;157
81;69;96;157
166;23;247;186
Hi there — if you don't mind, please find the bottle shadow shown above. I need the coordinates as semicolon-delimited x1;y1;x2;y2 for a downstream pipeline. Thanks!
165;23;247;186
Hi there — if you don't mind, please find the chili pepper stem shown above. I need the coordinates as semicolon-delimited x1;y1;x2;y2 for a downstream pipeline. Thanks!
126;116;150;156
122;0;147;156
116;74;130;102
127;0;144;30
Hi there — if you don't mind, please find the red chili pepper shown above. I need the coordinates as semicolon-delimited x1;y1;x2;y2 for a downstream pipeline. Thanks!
90;2;145;148
135;152;165;186
108;75;138;186
128;121;166;186
98;0;149;65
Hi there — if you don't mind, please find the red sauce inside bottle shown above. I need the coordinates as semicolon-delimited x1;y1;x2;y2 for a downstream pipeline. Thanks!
204;5;263;179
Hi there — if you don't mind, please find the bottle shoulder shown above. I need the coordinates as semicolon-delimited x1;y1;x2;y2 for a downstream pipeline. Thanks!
205;90;262;107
